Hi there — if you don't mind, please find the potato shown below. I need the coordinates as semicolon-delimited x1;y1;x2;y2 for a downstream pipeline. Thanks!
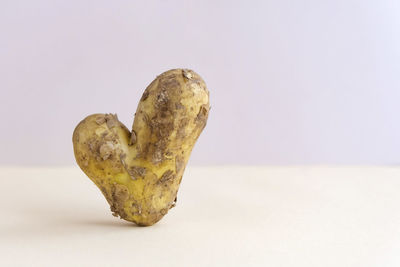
73;69;210;226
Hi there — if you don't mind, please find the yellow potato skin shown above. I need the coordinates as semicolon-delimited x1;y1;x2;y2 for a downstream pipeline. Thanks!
73;69;209;226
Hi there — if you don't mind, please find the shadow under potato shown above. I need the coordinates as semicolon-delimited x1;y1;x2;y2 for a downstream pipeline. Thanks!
1;201;144;240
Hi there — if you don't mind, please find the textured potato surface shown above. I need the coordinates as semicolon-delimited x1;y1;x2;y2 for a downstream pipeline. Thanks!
73;69;209;226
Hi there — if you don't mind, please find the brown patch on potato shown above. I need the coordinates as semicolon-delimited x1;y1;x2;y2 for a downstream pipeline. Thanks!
158;170;175;185
160;74;180;91
177;118;189;139
105;114;119;129
87;136;116;162
131;203;143;215
195;104;209;132
175;156;185;173
95;115;106;125
196;105;209;122
99;142;114;160
129;130;137;145
110;183;129;218
140;122;175;164
127;166;147;180
156;90;169;107
160;208;168;215
142;74;184;164
182;69;193;80
170;197;177;208
141;89;150;101
152;149;163;165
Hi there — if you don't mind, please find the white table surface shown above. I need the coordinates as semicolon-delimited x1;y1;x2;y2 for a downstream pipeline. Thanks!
1;166;400;267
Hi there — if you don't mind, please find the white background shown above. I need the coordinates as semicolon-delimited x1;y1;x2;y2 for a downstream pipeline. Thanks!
1;0;399;165
2;166;400;267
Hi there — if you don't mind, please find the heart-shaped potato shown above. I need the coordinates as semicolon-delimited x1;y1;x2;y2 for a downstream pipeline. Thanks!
73;69;209;226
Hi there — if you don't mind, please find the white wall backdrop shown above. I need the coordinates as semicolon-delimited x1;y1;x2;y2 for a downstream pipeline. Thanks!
1;0;399;165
